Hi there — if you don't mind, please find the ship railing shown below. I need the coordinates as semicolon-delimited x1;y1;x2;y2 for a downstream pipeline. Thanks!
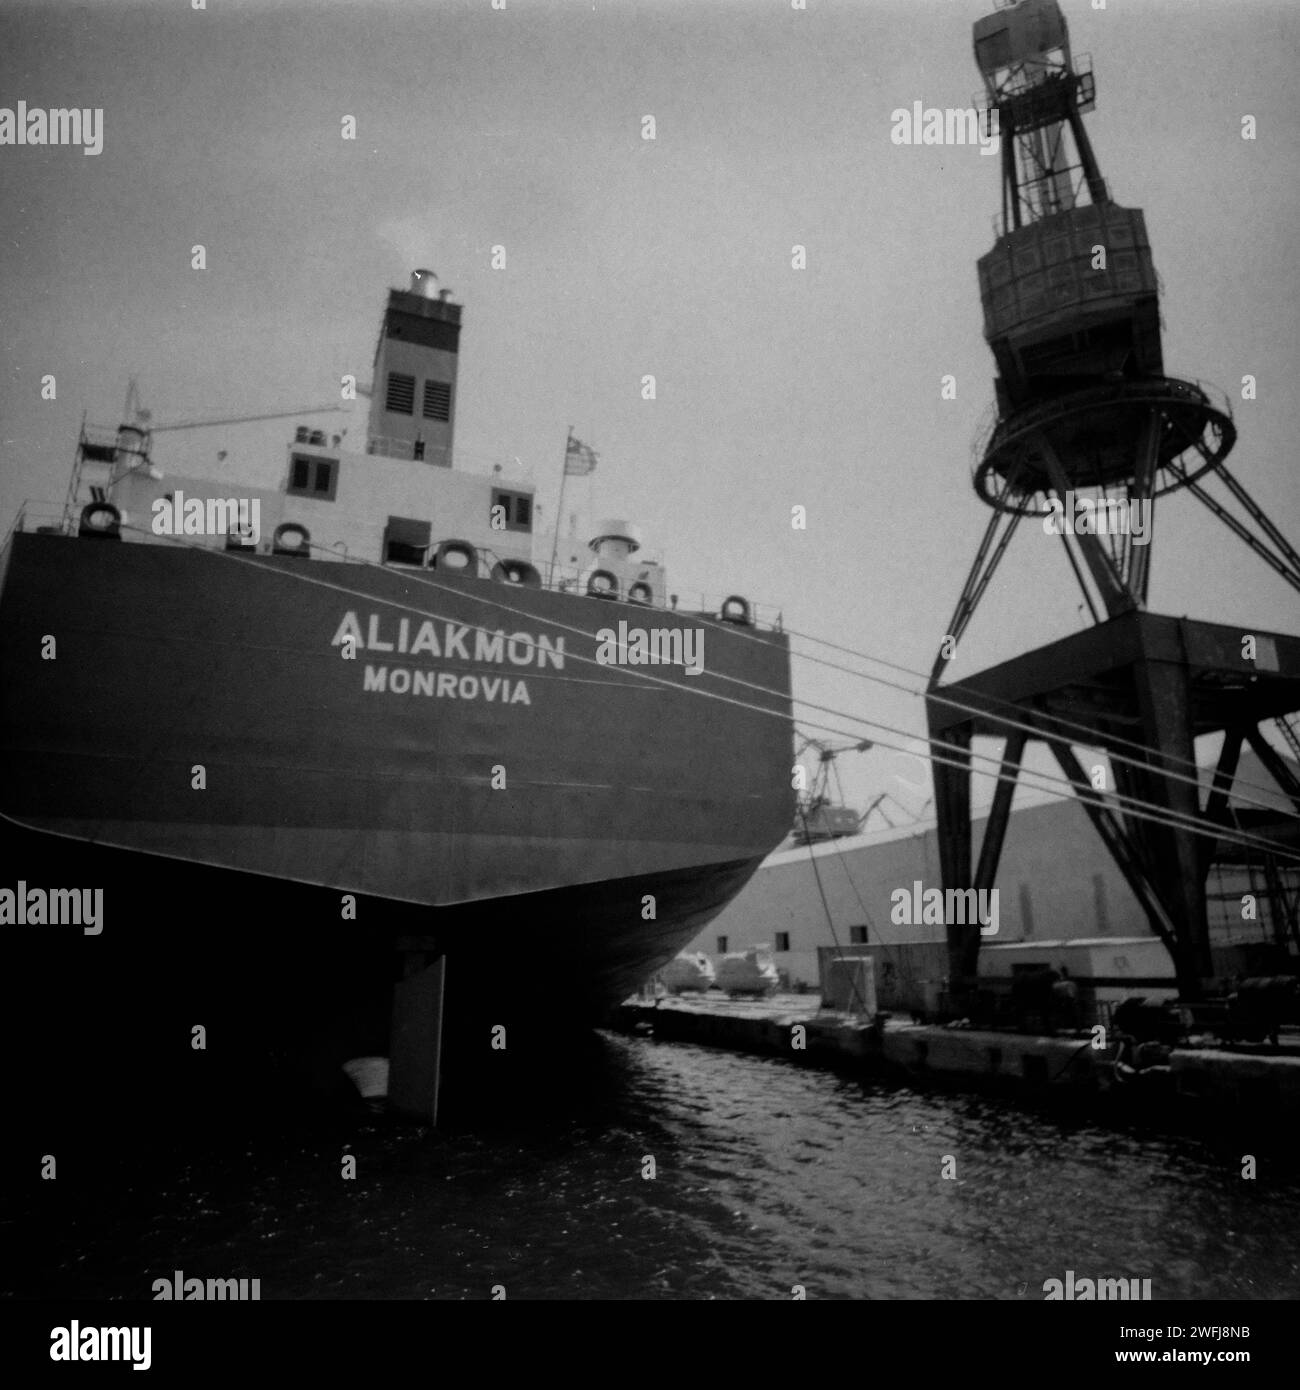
525;556;783;631
0;504;26;550
5;500;789;633
662;573;786;632
674;590;784;632
365;435;452;467
353;546;787;632
365;436;536;482
2;501;74;548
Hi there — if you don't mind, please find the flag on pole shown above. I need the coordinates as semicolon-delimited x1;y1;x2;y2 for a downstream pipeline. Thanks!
564;435;599;476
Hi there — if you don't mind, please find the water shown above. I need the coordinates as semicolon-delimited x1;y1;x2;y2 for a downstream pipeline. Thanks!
18;1032;1300;1301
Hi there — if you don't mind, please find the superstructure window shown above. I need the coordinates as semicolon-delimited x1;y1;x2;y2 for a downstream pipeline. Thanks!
287;455;338;501
422;380;452;421
384;515;432;566
491;488;534;534
774;932;790;953
716;935;727;954
848;926;868;945
386;372;416;415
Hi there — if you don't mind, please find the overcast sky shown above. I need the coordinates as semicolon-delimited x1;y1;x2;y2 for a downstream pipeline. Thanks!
2;0;1297;820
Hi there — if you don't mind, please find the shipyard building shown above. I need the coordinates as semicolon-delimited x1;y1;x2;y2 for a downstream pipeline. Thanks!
687;749;1298;1013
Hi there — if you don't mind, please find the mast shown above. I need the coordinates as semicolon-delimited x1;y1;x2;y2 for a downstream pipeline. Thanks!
547;425;574;585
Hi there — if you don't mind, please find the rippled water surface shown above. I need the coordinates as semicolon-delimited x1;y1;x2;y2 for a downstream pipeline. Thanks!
24;1033;1300;1300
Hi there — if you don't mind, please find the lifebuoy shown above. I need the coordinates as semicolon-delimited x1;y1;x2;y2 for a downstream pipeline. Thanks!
273;522;312;557
490;559;543;588
626;580;653;605
586;569;619;599
720;594;752;625
430;539;478;574
78;501;121;539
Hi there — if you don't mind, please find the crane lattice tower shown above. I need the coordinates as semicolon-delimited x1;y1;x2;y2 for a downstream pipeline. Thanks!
926;0;1300;1002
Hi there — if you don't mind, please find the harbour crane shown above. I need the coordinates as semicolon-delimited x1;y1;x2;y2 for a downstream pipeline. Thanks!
791;736;873;845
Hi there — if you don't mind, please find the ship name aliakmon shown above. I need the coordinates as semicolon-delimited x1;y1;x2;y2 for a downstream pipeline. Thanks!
331;611;565;668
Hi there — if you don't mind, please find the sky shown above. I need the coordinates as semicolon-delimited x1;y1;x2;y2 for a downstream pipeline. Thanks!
2;0;1298;823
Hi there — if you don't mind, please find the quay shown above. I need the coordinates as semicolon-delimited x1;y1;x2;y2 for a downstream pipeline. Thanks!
608;993;1300;1121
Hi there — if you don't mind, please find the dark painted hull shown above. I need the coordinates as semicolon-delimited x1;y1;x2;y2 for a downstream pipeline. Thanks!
0;809;764;1122
0;532;793;1026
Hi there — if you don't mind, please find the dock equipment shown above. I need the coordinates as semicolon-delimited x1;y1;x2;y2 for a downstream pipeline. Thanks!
928;1;1300;1005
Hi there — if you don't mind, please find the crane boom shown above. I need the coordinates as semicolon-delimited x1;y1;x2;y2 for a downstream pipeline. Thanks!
149;405;350;433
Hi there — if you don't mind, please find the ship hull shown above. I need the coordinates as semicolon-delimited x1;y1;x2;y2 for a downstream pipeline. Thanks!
0;809;764;1123
0;531;793;1034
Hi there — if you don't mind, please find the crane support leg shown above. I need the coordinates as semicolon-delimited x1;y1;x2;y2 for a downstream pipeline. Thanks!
974;728;1028;893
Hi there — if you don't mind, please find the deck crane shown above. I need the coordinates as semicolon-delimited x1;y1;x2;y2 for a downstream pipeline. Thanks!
66;377;350;517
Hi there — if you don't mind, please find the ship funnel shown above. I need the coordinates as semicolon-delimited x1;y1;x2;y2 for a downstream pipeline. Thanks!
369;274;462;467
